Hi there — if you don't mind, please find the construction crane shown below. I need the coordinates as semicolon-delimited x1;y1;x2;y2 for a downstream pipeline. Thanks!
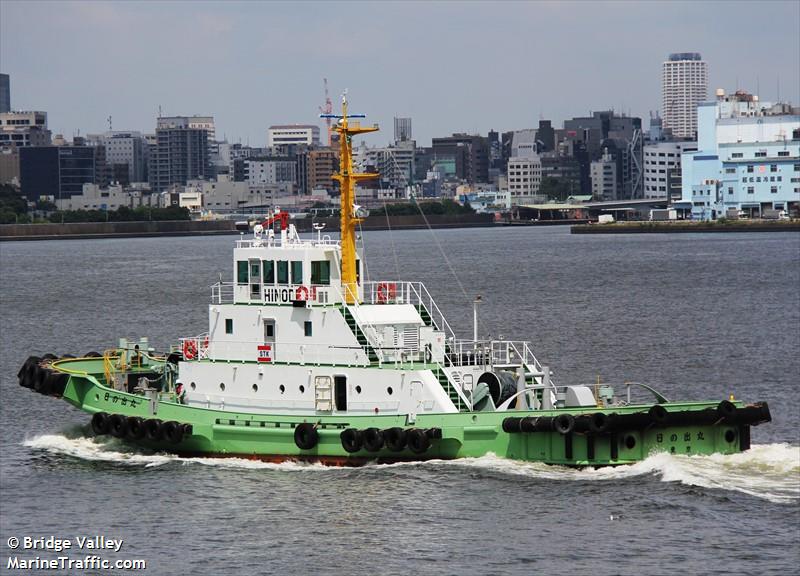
318;78;333;146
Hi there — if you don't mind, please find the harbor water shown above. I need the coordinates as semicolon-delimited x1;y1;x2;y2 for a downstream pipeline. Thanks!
1;226;798;575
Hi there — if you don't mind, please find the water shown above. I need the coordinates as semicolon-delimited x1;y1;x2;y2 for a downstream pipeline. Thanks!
1;227;799;575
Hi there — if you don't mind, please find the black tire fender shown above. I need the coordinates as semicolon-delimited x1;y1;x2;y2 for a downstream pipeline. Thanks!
362;427;384;452
91;412;110;435
649;404;670;426
407;428;431;454
163;421;184;444
384;428;407;452
553;414;575;435
717;400;737;423
109;414;128;438
144;419;163;442
340;428;363;453
294;423;319;450
127;417;145;440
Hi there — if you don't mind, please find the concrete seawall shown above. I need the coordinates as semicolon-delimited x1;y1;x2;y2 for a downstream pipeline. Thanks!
0;213;496;241
571;221;800;234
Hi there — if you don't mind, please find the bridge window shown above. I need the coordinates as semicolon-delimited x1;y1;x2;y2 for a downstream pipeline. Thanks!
277;261;288;284
262;260;275;284
291;261;303;284
311;261;330;285
304;321;313;337
225;319;233;334
237;261;248;283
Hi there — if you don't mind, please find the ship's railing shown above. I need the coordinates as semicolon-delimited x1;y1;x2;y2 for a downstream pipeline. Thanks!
211;282;342;306
211;282;235;304
235;236;340;249
360;281;456;341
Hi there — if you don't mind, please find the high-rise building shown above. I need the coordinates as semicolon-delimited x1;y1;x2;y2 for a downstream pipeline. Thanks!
590;148;619;201
643;141;696;198
394;117;412;143
431;134;489;184
20;146;98;201
662;52;708;139
87;131;149;184
0;73;9;113
0;111;51;148
267;125;320;147
506;153;542;205
150;117;209;193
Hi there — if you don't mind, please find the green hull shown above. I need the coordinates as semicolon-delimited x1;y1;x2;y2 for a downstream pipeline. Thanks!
29;357;766;467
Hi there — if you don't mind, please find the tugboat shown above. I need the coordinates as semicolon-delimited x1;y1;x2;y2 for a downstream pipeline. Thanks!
18;95;771;466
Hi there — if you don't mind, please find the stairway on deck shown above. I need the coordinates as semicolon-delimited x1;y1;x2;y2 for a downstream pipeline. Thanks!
341;307;380;364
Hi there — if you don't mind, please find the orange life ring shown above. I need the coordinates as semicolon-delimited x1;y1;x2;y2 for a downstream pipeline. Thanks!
182;339;197;360
376;282;397;303
295;285;309;301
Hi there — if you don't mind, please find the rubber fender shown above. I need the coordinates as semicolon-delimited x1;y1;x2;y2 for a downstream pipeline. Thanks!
362;427;384;452
181;423;194;436
552;414;575;435
533;416;554;432
340;428;363;453
144;419;163;441
18;356;40;381
736;402;771;426
91;412;110;435
32;367;50;394
384;427;407;452
126;417;145;440
425;428;442;440
41;353;58;360
648;404;670;426
573;415;591;434
588;412;616;434
108;414;128;438
22;361;41;389
43;372;65;396
613;412;651;430
84;351;102;358
717;400;737;423
407;428;431;454
502;417;523;433
519;417;536;433
293;423;319;450
163;421;184;444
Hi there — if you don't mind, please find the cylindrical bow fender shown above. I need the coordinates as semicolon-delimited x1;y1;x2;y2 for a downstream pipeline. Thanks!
648;404;670;426
717;400;737;423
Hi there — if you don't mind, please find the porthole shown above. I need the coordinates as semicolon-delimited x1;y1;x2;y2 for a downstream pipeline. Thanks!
279;384;285;394
624;435;636;450
355;385;362;394
220;382;225;392
387;386;393;395
190;382;196;391
95;394;99;401
299;385;305;394
252;384;258;393
724;429;737;443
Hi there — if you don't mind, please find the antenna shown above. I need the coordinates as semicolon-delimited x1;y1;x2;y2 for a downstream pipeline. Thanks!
107;115;112;131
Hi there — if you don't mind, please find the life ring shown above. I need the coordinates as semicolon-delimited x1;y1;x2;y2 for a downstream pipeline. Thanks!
340;428;363;453
182;339;197;360
376;282;397;303
91;412;110;435
294;285;310;302
294;422;319;450
407;428;431;454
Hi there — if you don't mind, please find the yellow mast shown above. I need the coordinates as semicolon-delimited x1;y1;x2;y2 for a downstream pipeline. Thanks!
330;94;379;304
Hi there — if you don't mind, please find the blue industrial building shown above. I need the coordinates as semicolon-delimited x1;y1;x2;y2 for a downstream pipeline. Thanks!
679;90;800;220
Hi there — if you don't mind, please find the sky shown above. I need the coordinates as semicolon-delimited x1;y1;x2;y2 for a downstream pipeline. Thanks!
1;0;798;147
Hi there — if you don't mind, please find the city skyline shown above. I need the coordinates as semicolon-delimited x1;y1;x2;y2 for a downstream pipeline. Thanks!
1;1;798;146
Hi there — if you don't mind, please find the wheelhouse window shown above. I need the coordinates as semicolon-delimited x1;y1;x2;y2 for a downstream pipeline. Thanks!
262;260;275;284
225;319;233;334
237;261;248;283
277;261;288;284
291;261;303;284
304;321;313;337
311;260;331;285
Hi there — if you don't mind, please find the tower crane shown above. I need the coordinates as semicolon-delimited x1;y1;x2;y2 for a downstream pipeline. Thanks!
318;78;333;146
